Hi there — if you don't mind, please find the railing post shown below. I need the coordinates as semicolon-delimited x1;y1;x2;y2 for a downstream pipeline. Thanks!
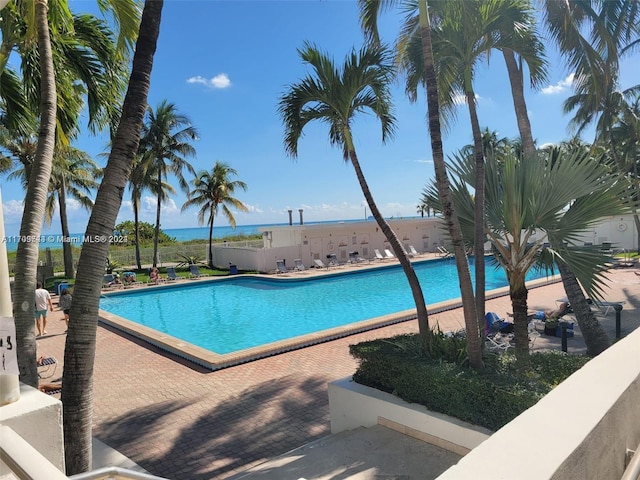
614;304;623;339
561;323;568;353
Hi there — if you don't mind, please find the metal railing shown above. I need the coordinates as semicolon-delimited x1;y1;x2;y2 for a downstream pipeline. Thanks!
622;442;640;480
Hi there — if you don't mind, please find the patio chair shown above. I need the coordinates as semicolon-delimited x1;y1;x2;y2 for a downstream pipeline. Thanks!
408;245;421;257
592;300;626;315
313;258;328;269
384;249;395;259
102;273;123;289
37;356;58;379
374;249;385;261
294;259;306;272
328;253;340;267
189;265;210;278
437;246;452;258
275;260;288;274
485;332;513;352
166;267;180;281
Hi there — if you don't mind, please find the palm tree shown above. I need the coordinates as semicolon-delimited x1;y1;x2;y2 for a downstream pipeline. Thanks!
11;0;57;387
279;42;432;346
439;147;629;366
127;153;175;269
403;0;548;333
3;0;139;388
182;161;249;268
139;100;198;267
359;0;483;368
6;142;100;278
45;147;100;278
62;1;163;473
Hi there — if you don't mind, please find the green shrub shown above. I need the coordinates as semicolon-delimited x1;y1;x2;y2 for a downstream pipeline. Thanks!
350;334;589;431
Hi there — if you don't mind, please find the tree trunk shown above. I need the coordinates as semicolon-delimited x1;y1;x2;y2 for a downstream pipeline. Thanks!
502;49;536;157
466;89;486;334
348;146;431;343
152;169;162;267
14;0;57;387
509;281;530;368
133;196;142;269
58;180;75;278
556;261;610;356
418;0;482;369
62;1;163;474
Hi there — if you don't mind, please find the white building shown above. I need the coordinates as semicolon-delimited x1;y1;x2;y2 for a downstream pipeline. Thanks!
209;214;638;273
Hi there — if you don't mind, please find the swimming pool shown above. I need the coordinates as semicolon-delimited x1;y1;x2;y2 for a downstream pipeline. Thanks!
99;258;555;369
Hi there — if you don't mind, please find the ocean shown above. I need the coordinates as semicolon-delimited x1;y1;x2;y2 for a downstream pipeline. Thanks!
3;218;374;253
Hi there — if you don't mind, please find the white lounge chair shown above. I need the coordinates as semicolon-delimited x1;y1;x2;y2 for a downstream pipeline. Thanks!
408;245;420;257
275;260;288;274
437;246;452;258
313;259;328;269
384;249;395;259
374;249;385;261
294;259;306;271
328;254;340;267
592;300;626;315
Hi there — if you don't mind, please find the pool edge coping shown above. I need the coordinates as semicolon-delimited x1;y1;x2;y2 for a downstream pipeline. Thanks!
98;274;562;371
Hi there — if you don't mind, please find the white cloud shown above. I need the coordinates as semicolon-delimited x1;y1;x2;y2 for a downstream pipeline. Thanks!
415;158;433;164
452;92;483;106
187;73;231;89
541;73;575;95
2;199;24;219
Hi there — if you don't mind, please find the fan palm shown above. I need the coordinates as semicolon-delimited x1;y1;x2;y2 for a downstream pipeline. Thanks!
279;42;432;346
182;161;248;268
432;148;629;367
139;100;198;267
62;1;163;473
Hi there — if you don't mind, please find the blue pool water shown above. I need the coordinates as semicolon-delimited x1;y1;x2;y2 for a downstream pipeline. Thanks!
100;259;549;354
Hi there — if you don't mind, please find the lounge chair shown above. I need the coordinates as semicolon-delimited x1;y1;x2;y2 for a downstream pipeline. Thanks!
275;260;288;274
294;259;306;272
592;300;626;315
313;258;328;269
189;265;210;278
102;274;123;289
437;246;452;258
348;251;366;264
485;332;513;352
408;245;421;257
122;271;141;287
384;249;395;259
327;254;340;267
37;356;58;379
374;249;385;261
166;267;180;281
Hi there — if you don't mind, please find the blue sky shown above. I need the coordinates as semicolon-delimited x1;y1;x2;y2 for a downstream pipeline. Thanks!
2;0;638;237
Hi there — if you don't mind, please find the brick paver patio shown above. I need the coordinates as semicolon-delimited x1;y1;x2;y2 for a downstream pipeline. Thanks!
36;265;639;479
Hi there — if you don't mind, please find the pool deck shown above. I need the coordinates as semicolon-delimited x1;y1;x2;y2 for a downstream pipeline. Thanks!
36;257;639;479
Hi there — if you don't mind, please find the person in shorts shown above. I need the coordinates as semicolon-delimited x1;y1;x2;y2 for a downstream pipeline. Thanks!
35;281;54;336
58;287;73;333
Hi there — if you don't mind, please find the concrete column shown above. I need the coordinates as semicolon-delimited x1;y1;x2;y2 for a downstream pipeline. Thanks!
0;187;20;405
299;209;304;225
288;209;293;226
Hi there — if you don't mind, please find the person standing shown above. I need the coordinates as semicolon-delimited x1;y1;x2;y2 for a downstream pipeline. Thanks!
35;281;54;336
58;287;73;333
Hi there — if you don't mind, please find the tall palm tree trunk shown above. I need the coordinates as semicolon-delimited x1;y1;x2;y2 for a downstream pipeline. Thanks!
556;261;609;356
133;196;142;269
466;89;486;333
503;48;536;156
418;0;482;369
62;1;163;473
348;147;431;341
152;169;162;267
58;179;75;278
14;0;57;387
